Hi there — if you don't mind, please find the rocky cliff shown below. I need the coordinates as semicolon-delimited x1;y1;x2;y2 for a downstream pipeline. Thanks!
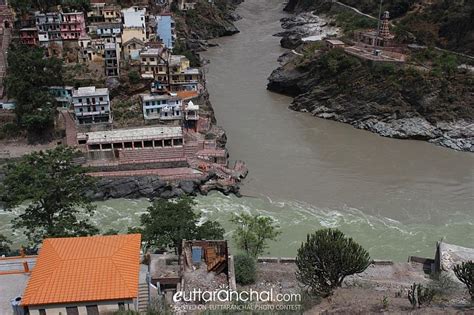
174;0;243;52
268;48;474;151
283;0;474;55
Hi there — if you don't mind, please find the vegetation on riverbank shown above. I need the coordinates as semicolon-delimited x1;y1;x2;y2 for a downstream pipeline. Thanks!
285;0;474;54
4;44;63;141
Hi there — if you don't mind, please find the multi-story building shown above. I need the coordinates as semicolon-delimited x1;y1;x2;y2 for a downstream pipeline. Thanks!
104;42;120;76
94;22;122;37
155;13;175;49
149;55;202;93
121;6;147;40
122;37;145;61
141;92;182;120
35;12;62;41
102;5;121;22
60;11;86;40
88;0;121;23
139;46;168;79
122;26;146;45
49;86;74;108
19;27;38;46
72;86;112;124
79;36;105;63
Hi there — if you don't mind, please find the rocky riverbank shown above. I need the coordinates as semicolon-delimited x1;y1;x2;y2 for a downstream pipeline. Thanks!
90;173;241;201
267;5;474;152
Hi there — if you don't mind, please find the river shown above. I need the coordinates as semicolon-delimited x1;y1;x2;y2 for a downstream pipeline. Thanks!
1;0;472;261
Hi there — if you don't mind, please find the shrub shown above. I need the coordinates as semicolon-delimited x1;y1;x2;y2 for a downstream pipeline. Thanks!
407;283;435;308
295;229;370;297
454;261;474;300
234;254;257;285
128;70;141;84
1;122;21;138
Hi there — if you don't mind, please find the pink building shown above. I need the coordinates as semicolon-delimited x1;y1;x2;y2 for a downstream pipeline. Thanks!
19;27;38;46
60;12;86;40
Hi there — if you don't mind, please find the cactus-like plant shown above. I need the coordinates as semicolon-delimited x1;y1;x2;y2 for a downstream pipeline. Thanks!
296;229;370;297
453;261;474;300
408;283;417;308
407;283;435;308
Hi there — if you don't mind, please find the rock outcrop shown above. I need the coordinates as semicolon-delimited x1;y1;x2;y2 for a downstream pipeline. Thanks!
90;174;241;201
268;48;474;151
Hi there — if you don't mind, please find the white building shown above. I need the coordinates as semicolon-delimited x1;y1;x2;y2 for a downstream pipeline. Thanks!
72;86;112;124
142;93;182;121
121;6;147;39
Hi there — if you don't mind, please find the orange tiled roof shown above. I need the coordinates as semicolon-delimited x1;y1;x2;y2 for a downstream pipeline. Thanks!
177;90;199;100
21;234;141;306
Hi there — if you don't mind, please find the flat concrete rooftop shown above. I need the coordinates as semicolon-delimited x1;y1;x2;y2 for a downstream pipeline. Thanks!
82;126;183;144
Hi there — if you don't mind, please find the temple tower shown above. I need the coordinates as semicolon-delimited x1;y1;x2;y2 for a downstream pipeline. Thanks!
379;11;391;38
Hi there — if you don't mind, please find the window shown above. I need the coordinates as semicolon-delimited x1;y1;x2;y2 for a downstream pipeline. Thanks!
66;306;79;315
118;302;125;310
39;310;46;315
78;98;82;103
99;97;103;101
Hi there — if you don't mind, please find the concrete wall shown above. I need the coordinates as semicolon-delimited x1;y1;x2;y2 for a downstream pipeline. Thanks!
28;299;135;315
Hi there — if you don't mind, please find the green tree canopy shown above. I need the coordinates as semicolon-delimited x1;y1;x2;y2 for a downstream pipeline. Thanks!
296;229;370;297
140;197;224;253
230;213;281;257
5;44;63;139
234;254;257;285
0;234;12;256
0;146;98;245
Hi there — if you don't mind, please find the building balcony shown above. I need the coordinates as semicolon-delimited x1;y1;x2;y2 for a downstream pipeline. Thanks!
170;79;199;84
160;114;181;120
185;114;199;120
76;110;110;117
74;100;109;106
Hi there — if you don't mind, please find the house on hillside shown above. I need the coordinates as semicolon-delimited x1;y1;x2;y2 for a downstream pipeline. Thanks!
141;92;183;121
155;13;175;49
122;7;147;41
60;12;86;41
20;234;142;315
72;86;112;125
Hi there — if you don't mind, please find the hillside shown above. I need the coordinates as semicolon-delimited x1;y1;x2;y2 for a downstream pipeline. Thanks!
284;0;474;54
268;47;474;151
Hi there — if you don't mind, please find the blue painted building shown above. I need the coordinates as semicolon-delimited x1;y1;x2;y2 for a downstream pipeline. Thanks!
155;14;175;49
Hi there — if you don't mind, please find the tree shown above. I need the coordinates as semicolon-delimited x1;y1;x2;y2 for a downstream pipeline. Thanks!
0;234;12;256
296;229;370;297
234;254;257;285
127;70;141;84
454;261;474;300
230;213;281;257
0;146;98;245
196;220;225;240
140;197;224;253
5;44;63;139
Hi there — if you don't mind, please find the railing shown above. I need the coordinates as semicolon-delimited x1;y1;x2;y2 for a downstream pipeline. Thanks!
75;110;110;116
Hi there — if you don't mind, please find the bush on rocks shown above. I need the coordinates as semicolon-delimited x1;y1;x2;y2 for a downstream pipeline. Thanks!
234;254;257;285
